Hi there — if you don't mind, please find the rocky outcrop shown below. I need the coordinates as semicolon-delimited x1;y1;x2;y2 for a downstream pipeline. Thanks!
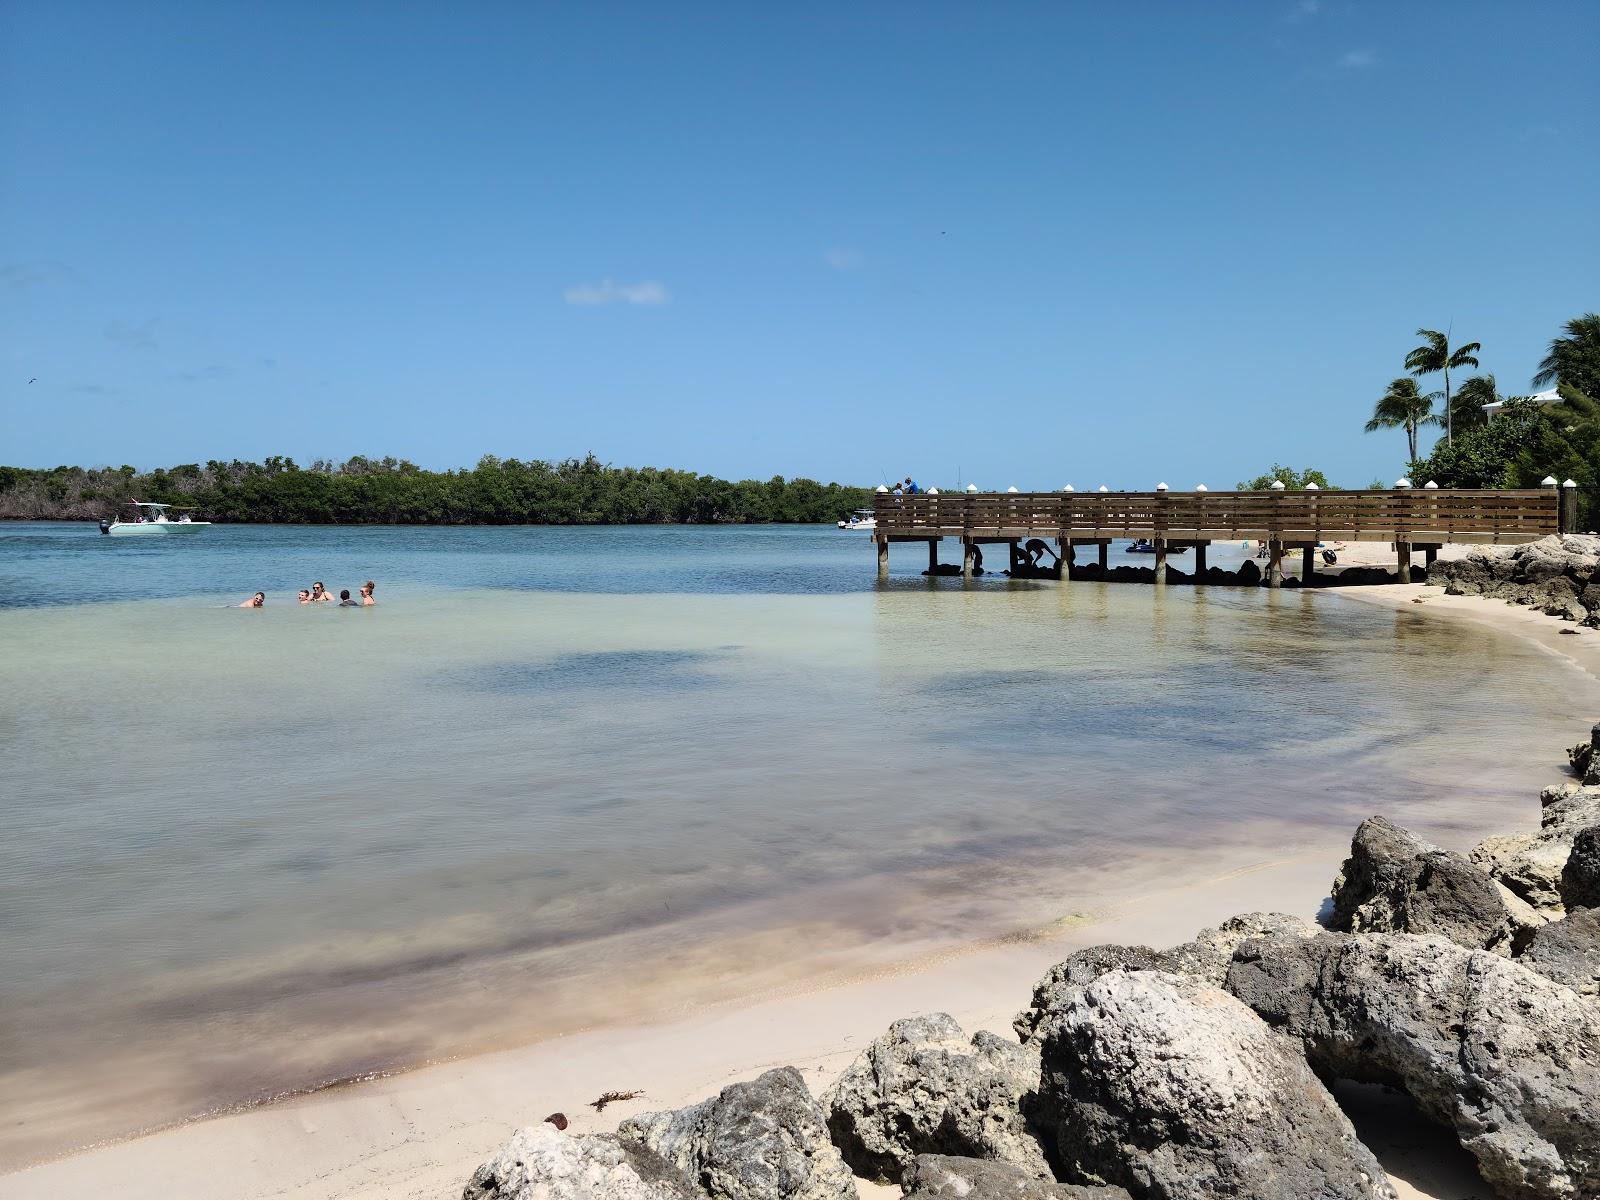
1563;827;1600;910
901;1155;1130;1199
1161;911;1318;984
1568;724;1600;784
1037;970;1395;1200
823;1014;1049;1183
1473;784;1600;912
1226;930;1600;1200
1432;534;1600;624
1329;816;1534;951
618;1068;856;1200
1519;906;1600;999
464;1124;697;1200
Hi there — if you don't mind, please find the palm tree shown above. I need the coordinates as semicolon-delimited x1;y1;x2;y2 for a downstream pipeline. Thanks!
1533;313;1600;401
1405;328;1481;443
1450;374;1499;432
1365;377;1439;463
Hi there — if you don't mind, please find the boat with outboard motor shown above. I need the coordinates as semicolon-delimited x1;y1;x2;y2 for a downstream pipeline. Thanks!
99;501;211;536
837;509;876;531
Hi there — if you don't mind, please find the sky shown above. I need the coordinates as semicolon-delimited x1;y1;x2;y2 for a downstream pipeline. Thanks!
1;0;1595;490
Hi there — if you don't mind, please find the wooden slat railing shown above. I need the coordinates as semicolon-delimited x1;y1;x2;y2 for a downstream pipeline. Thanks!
874;490;1560;545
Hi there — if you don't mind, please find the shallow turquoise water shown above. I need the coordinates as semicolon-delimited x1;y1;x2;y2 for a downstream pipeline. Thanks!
0;522;1592;1166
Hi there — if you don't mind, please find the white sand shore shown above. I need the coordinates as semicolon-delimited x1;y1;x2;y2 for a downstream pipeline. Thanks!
3;575;1589;1200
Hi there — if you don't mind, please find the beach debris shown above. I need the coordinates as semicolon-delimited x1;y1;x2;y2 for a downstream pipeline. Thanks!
619;1067;856;1200
590;1089;644;1112
1411;596;1426;603
543;1112;568;1130
1038;970;1395;1199
1226;930;1600;1199
824;1013;1049;1182
1560;626;1581;634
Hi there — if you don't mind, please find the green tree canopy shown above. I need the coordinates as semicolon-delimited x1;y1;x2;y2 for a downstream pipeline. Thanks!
1405;328;1481;443
1236;465;1334;490
1533;313;1600;402
1364;377;1439;463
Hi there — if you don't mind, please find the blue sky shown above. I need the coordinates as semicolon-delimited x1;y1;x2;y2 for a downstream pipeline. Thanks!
2;1;1595;489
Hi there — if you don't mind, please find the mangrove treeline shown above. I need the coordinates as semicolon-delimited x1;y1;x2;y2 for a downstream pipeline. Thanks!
0;455;875;525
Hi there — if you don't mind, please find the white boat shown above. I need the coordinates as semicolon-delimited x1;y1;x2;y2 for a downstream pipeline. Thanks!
100;501;211;536
837;509;876;531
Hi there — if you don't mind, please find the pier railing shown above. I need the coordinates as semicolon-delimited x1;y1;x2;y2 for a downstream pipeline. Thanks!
874;489;1560;544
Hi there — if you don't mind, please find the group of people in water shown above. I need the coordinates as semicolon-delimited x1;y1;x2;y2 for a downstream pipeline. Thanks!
238;580;377;608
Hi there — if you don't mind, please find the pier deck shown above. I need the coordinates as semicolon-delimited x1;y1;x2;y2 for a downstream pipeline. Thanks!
872;488;1565;586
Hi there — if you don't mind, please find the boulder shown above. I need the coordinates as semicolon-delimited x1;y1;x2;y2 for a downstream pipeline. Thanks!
823;1014;1049;1183
1037;970;1395;1200
1473;785;1600;911
1518;907;1600;1000
1569;726;1598;783
464;1124;697;1200
1162;911;1318;985
618;1067;856;1200
1562;827;1600;910
1330;816;1530;952
900;1155;1130;1199
1226;931;1600;1200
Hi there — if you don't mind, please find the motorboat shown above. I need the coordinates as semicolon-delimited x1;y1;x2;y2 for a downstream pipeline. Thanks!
837;509;876;531
100;501;211;536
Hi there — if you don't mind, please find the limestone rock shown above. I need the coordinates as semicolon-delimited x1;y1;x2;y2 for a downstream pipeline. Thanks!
1330;816;1528;952
619;1067;856;1200
464;1124;697;1200
1474;785;1600;911
823;1014;1049;1183
1518;907;1600;999
1226;931;1600;1200
1562;827;1600;910
900;1155;1130;1199
1014;946;1167;1044
1038;970;1395;1200
1162;911;1317;985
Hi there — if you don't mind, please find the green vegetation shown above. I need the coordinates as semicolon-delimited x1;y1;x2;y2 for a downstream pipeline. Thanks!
1364;377;1440;462
1404;328;1481;444
1236;465;1334;490
0;455;874;525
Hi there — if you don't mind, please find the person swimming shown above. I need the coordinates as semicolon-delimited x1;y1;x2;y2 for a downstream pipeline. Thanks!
297;589;312;604
360;579;376;606
238;592;265;608
338;588;360;607
309;582;334;603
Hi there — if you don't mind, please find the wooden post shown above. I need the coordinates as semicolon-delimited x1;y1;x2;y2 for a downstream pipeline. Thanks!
1194;542;1208;577
1397;541;1411;584
962;538;974;580
927;538;938;574
1302;545;1315;586
1154;537;1168;583
1562;483;1579;534
1267;539;1283;589
877;536;889;579
1098;541;1108;570
1424;546;1438;567
1059;538;1073;583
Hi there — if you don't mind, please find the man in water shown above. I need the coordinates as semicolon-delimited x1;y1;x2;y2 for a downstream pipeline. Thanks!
338;589;361;607
239;592;265;608
297;589;312;604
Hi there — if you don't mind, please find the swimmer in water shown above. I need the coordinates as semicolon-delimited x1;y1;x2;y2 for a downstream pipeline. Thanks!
297;589;312;604
360;579;376;606
338;588;360;607
239;592;265;608
309;581;334;603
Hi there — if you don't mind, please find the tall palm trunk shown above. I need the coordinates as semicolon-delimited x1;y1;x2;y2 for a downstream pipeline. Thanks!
1443;365;1452;443
1406;419;1418;463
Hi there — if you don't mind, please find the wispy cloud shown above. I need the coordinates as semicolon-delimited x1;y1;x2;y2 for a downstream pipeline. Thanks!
563;279;670;307
1284;0;1320;23
2;260;75;290
104;318;160;349
1337;48;1377;69
823;248;862;271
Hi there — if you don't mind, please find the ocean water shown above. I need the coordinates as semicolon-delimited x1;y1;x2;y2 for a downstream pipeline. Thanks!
1;521;1593;1168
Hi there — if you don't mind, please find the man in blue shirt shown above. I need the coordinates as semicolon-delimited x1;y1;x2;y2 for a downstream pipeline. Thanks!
904;476;921;495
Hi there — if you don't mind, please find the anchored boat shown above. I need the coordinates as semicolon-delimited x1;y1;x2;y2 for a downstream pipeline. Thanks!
837;509;877;531
100;501;211;536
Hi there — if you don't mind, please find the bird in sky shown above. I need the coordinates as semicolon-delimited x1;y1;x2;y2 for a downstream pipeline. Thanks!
28;377;36;384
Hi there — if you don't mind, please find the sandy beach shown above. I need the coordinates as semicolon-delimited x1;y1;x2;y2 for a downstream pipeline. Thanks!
2;561;1593;1200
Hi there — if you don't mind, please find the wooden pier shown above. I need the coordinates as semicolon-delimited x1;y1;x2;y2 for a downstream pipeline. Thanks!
872;488;1566;586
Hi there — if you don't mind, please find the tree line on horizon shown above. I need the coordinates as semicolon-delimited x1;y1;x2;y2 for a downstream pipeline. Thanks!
0;454;876;525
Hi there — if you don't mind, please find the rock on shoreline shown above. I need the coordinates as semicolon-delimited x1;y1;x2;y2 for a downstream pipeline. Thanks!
1431;534;1600;623
467;732;1600;1200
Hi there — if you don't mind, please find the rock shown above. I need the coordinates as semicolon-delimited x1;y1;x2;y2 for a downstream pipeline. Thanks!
1518;907;1600;999
1330;816;1530;952
1037;970;1395;1200
619;1067;856;1200
1162;911;1318;985
823;1014;1049;1183
464;1124;697;1200
1226;931;1600;1200
1474;786;1600;911
900;1155;1129;1199
1014;946;1168;1044
1563;827;1600;910
1431;537;1600;622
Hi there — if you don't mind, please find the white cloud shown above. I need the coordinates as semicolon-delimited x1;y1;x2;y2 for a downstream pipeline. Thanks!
824;248;862;271
563;279;670;306
1337;48;1377;68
